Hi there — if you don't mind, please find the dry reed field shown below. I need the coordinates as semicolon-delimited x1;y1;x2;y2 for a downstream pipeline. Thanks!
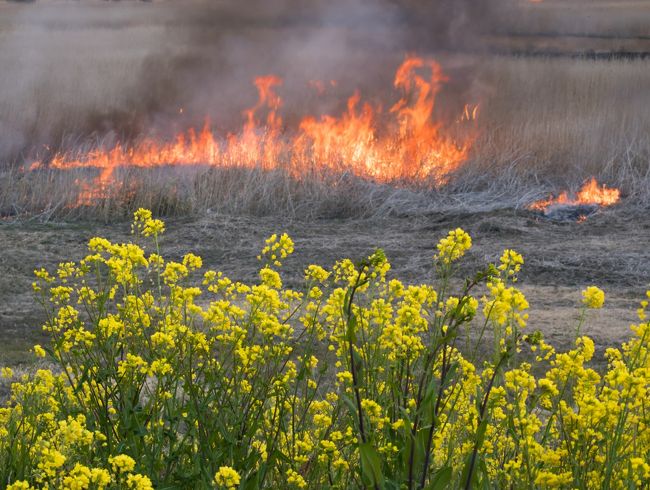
0;0;650;218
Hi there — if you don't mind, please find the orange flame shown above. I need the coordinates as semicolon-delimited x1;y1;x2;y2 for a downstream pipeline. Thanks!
529;178;621;212
33;56;476;205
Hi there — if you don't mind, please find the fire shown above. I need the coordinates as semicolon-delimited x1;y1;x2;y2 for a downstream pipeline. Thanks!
30;56;475;205
529;178;621;212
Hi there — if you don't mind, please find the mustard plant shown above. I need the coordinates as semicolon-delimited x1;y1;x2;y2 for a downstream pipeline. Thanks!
0;210;648;489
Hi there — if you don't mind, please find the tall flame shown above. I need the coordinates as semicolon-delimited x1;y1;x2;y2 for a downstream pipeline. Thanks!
31;56;475;205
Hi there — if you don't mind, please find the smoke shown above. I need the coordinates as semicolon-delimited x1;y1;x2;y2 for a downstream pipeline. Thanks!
0;0;492;163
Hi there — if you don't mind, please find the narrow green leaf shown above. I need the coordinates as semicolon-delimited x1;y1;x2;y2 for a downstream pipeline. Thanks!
359;442;384;488
346;312;357;343
425;465;452;490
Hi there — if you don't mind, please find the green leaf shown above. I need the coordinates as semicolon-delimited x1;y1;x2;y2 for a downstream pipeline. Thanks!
340;394;358;421
346;312;357;343
242;469;261;490
475;418;488;448
352;348;364;380
412;427;428;472
359;442;384;489
425;465;452;490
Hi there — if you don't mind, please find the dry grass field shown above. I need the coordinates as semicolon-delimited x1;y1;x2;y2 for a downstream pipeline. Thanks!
1;0;650;216
1;0;650;367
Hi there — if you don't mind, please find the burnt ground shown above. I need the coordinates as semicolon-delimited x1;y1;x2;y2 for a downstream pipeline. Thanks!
0;206;648;367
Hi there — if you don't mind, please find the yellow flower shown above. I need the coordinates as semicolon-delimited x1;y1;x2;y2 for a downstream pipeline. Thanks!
498;249;524;279
162;262;189;285
6;482;33;490
305;264;330;283
109;454;136;473
259;267;282;289
126;474;154;490
133;208;152;222
213;466;241;489
535;470;573;487
132;208;165;237
7;480;34;490
90;468;111;488
62;463;92;490
435;228;472;264
252;440;268;461
258;233;294;267
16;217;650;489
182;253;203;270
582;286;605;309
37;447;66;477
286;469;307;488
1;367;13;378
144;219;165;237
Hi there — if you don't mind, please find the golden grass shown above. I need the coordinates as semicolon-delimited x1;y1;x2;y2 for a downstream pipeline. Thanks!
462;56;650;190
1;0;650;218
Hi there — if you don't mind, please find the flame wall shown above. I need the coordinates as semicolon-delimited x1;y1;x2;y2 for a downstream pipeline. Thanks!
0;0;490;164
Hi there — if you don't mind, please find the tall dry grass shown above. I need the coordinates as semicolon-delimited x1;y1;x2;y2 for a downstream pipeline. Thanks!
1;0;650;220
492;0;650;38
3;54;650;220
452;56;650;200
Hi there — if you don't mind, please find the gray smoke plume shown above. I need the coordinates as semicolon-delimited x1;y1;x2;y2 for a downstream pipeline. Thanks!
0;0;493;163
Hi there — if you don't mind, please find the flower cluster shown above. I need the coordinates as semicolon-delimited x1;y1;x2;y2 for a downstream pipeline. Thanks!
582;285;605;309
435;227;472;264
1;211;648;489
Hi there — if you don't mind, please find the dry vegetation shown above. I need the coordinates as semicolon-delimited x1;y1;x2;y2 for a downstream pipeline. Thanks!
464;56;650;198
491;0;650;38
1;0;650;218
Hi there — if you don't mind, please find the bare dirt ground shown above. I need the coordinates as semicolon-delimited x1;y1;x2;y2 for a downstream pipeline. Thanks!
1;208;648;367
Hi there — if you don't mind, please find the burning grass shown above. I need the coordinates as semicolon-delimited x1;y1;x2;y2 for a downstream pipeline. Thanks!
529;178;621;212
25;57;473;206
1;1;650;221
5;53;648;221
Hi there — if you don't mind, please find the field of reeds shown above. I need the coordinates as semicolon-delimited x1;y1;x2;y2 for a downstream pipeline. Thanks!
1;0;650;219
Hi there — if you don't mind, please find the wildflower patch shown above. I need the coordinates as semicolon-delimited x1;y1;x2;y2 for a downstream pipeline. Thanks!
0;210;648;489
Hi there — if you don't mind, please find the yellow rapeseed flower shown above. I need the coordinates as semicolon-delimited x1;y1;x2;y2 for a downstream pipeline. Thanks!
213;466;241;489
582;286;605;309
6;482;33;490
287;468;307;488
435;228;472;264
126;474;154;490
109;454;136;473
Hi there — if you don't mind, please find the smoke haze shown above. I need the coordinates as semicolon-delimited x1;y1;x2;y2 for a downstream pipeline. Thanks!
0;0;491;163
